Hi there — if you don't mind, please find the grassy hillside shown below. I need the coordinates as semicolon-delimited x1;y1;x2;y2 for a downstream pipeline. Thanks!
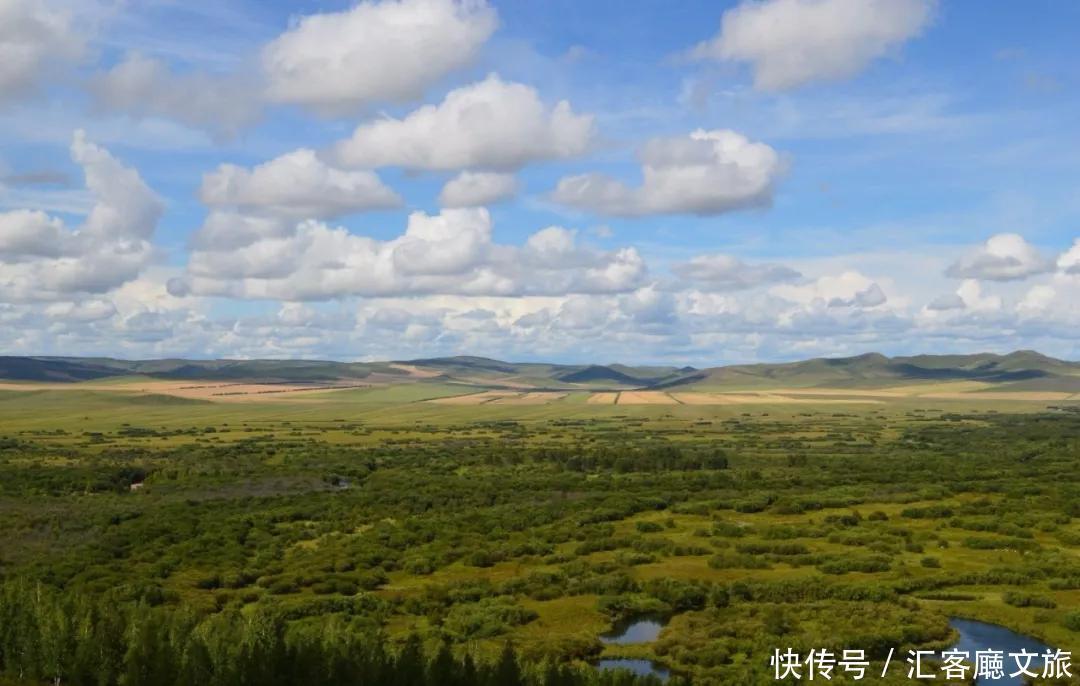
1;351;1078;393
688;350;1080;391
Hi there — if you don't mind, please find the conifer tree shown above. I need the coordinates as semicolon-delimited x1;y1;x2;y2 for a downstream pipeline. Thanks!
123;604;171;686
491;642;523;686
428;641;460;686
393;633;426;686
460;652;479;686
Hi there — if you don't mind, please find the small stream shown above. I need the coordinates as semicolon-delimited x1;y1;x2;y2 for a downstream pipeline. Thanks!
948;618;1055;686
592;615;1055;683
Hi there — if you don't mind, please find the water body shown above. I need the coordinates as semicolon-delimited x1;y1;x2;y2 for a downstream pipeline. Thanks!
595;615;671;680
593;617;1051;683
595;659;670;681
600;614;667;645
948;618;1055;686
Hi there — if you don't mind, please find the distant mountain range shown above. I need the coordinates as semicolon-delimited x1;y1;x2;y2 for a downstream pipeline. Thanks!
1;350;1077;392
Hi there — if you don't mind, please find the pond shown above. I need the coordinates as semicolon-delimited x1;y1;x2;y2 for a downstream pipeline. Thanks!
595;659;670;681
595;615;671;681
948;618;1055;686
600;614;667;645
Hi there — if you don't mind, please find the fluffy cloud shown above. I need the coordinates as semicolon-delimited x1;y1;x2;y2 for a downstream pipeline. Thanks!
1057;239;1080;275
391;209;493;276
42;298;117;322
0;0;82;103
926;279;1001;313
0;269;221;358
0;131;162;301
262;0;497;114
87;0;495;132
945;233;1052;281
439;171;517;207
926;292;964;312
552;129;783;217
10;253;1080;362
188;212;293;253
772;270;888;310
174;208;646;301
201;149;401;220
89;54;262;137
1017;284;1056;315
0;209;66;257
1013;279;1080;331
672;253;800;290
72;131;162;241
956;280;1001;312
332;75;594;170
692;0;934;91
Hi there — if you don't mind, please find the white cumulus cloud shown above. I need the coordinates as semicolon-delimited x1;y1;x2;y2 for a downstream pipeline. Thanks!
0;131;163;301
925;279;1001;313
552;129;783;217
692;0;934;91
174;208;646;301
200;149;401;220
439;171;517;207
955;279;1002;311
0;209;67;257
946;233;1052;281
1057;238;1080;275
0;0;83;103
772;270;888;310
262;0;497;114
332;75;595;170
90;53;262;138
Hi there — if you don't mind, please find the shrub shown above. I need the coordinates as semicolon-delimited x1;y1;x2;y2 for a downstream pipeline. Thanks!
1064;612;1080;632
443;599;538;639
963;536;1039;552
915;592;976;601
818;555;891;575
709;553;770;570
901;505;953;519
735;542;810;556
403;557;435;575
1003;592;1056;609
734;496;773;513
711;521;748;538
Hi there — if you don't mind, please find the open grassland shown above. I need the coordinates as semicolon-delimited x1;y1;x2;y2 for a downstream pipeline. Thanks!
0;384;1078;685
586;392;619;405
430;390;521;405
5;368;1079;414
615;391;679;405
1;381;1076;444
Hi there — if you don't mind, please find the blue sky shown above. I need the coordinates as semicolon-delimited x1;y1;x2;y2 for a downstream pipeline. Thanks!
0;0;1077;364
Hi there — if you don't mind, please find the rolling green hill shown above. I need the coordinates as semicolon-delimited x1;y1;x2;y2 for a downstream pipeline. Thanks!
1;350;1077;392
690;350;1080;391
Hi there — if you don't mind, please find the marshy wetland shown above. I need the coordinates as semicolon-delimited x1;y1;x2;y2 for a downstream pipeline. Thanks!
0;369;1078;685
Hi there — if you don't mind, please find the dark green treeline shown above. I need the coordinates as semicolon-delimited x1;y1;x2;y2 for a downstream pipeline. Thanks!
0;582;683;686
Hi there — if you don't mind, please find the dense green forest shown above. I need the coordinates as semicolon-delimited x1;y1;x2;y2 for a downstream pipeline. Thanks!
0;581;670;686
1;402;1078;684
